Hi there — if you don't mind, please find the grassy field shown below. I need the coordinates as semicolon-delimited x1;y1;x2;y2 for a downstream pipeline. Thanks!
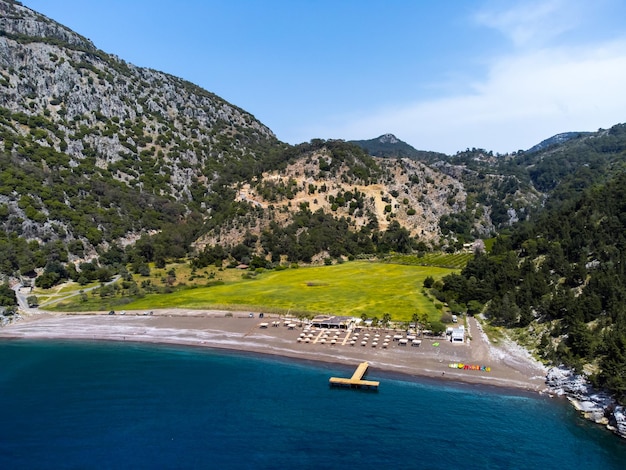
31;280;104;307
386;252;474;269
121;261;455;322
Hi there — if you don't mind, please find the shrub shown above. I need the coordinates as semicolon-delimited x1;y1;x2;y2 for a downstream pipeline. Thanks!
440;312;453;323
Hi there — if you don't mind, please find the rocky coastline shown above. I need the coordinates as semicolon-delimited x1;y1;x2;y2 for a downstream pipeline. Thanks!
546;366;626;439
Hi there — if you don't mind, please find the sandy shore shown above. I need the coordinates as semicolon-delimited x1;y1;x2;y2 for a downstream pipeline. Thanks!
0;309;549;393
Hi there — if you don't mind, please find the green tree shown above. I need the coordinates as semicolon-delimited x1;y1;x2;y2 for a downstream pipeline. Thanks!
0;283;17;306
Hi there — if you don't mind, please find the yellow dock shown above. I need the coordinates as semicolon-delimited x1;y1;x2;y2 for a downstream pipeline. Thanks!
329;362;379;390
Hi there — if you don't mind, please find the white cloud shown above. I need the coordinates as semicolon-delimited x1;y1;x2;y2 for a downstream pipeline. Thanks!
474;0;582;48
289;1;626;154
313;38;626;154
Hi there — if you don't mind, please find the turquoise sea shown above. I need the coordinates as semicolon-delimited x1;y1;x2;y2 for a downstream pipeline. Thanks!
1;340;625;469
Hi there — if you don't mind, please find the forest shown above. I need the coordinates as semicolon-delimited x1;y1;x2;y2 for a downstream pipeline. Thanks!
439;170;626;403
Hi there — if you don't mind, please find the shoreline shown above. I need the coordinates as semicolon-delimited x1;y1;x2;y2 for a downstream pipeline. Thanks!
0;308;550;395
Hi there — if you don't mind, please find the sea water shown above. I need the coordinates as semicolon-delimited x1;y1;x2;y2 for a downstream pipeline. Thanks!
1;340;625;469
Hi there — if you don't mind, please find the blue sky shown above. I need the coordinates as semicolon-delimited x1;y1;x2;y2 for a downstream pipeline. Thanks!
22;0;626;154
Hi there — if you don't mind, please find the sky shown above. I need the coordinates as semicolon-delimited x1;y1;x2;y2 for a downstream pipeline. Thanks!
21;0;626;155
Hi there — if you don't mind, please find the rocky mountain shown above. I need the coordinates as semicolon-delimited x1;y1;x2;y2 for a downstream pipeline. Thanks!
350;133;445;161
0;0;496;272
526;131;592;154
0;0;625;280
0;0;284;256
198;139;471;251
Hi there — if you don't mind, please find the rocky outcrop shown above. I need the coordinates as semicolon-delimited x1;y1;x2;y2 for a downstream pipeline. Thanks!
0;0;275;176
0;0;281;250
0;311;21;327
546;366;626;439
0;0;94;49
613;406;626;438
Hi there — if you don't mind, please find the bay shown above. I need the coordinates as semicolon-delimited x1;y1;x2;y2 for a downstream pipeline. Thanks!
0;340;625;469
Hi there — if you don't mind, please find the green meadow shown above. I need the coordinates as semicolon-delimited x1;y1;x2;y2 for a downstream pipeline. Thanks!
123;261;456;322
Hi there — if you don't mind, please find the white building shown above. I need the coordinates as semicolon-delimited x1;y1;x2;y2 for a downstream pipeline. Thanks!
451;325;465;343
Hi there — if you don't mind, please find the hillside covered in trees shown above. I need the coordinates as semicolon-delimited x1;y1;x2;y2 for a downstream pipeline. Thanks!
0;0;509;285
439;163;626;402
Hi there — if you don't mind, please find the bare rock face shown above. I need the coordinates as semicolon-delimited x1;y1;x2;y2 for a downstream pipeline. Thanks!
378;133;399;144
0;1;94;49
546;367;626;439
0;0;275;172
546;366;590;397
613;407;626;437
0;0;280;248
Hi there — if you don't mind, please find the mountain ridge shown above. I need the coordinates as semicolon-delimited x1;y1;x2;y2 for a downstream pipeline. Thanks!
0;0;284;258
0;0;625;278
0;0;500;270
350;133;446;161
525;131;593;154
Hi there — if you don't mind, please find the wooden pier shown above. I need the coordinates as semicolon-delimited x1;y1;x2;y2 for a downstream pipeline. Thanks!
329;361;379;390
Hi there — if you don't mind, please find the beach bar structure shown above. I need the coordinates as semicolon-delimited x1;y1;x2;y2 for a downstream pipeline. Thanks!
311;315;354;329
329;362;379;390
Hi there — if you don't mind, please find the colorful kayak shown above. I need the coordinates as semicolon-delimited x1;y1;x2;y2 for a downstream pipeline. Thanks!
448;363;491;372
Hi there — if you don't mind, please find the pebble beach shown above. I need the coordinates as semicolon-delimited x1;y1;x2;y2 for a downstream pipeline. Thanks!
0;309;549;393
